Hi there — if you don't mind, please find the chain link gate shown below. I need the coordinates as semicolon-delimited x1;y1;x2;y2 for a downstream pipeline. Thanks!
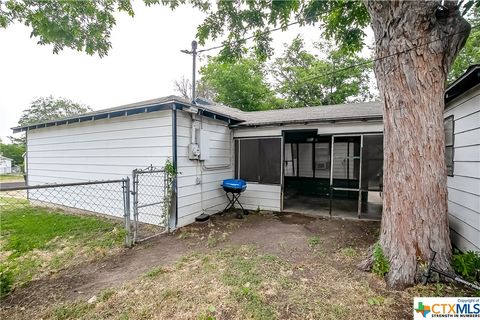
131;165;171;243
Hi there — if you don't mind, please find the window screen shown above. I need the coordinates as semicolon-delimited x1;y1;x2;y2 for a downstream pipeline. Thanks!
444;116;454;176
237;138;281;184
361;135;383;191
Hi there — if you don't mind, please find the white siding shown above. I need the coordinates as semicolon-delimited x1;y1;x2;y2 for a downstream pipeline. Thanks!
240;183;282;212
176;111;234;227
26;111;173;220
0;158;12;174
233;120;383;138
444;85;480;252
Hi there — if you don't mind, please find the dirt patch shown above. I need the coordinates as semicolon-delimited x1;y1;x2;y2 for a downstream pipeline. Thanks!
1;211;471;319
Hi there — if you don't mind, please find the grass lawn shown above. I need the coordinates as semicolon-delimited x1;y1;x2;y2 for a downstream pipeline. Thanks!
0;202;125;298
0;174;24;182
1;212;475;320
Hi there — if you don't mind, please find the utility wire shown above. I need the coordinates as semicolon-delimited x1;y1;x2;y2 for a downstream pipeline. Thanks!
295;24;479;85
197;20;302;54
207;23;478;108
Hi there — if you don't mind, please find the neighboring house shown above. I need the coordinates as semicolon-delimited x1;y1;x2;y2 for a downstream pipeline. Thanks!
444;64;480;252
11;66;479;252
0;156;13;174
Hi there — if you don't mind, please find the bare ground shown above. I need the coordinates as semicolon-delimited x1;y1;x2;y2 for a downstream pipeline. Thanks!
0;211;470;319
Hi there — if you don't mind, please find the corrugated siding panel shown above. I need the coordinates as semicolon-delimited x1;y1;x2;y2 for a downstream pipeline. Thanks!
176;112;234;227
445;87;480;252
26;111;173;219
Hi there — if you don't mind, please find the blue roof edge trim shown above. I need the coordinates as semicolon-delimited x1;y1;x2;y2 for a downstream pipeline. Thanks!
11;99;240;133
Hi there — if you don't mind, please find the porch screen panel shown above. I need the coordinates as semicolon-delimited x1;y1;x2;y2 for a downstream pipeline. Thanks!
259;138;282;184
331;137;361;188
361;135;384;191
239;139;259;182
238;138;281;184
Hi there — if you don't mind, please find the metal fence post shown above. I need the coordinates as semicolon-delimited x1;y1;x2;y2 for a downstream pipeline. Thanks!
132;169;138;244
122;177;132;247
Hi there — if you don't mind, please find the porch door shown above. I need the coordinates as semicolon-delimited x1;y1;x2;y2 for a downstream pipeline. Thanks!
330;135;363;217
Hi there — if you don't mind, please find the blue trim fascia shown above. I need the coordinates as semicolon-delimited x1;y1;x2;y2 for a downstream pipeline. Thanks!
12;102;175;133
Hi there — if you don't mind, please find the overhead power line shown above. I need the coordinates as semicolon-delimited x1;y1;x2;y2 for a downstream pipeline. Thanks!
296;24;479;85
196;20;302;54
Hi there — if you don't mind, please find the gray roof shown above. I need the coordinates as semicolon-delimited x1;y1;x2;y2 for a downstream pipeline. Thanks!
12;94;383;133
12;95;243;133
200;101;383;126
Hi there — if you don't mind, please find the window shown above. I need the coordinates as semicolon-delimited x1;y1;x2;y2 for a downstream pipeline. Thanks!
236;138;281;184
444;116;454;176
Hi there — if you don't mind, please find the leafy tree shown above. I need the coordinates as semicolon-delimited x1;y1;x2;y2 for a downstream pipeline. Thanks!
199;57;283;111
11;96;91;145
2;0;478;289
0;142;25;167
18;96;92;126
272;36;375;107
448;6;480;82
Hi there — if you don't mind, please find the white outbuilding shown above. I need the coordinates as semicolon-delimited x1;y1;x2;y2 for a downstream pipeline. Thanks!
0;155;13;174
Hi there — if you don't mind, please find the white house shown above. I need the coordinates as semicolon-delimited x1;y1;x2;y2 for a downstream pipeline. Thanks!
443;65;480;252
13;96;384;227
11;66;479;252
0;156;13;174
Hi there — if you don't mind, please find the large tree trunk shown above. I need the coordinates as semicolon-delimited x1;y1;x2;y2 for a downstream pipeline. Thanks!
364;1;470;289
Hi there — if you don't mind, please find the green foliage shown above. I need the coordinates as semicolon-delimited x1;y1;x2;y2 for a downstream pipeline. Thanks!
0;265;13;299
18;96;91;127
2;0;477;61
372;242;390;277
308;236;320;247
200;57;283;111
0;0;135;57
52;302;92;320
0;142;25;166
162;158;177;228
272;36;374;107
452;249;480;282
367;296;385;306
196;0;370;61
145;266;166;278
449;7;480;82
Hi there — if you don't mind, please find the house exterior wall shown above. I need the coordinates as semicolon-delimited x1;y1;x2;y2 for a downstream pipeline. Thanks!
233;120;384;211
175;111;234;227
0;158;12;174
26;111;173;219
444;84;480;252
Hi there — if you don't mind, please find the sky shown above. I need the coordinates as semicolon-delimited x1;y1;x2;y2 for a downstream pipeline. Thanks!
0;3;359;142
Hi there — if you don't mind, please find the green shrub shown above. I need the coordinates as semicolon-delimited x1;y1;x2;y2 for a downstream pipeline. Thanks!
452;249;480;282
0;265;14;298
372;243;390;277
308;236;320;247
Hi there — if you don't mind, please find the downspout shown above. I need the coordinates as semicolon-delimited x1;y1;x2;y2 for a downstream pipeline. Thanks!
171;106;178;229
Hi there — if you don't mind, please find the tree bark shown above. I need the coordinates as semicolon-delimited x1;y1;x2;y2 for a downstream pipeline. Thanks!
364;1;470;289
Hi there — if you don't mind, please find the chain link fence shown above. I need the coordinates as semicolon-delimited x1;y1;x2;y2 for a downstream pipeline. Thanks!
0;179;131;246
132;166;171;243
1;167;174;247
